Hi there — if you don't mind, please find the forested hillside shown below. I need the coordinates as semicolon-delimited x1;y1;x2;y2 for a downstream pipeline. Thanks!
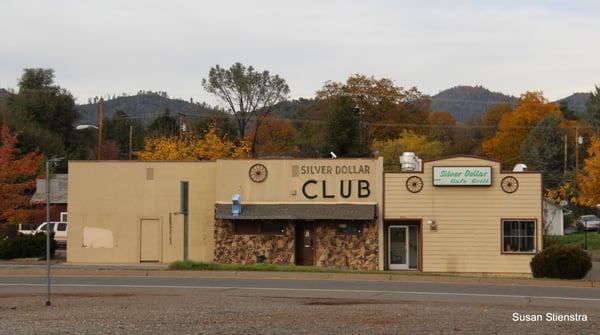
430;86;518;122
76;92;219;124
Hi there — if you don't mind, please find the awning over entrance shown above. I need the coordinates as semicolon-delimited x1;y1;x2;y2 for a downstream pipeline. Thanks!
215;203;376;221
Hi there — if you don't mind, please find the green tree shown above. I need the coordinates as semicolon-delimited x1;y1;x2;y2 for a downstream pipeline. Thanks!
559;101;578;121
104;111;145;159
520;115;564;188
586;85;600;132
7;68;79;157
202;62;290;156
321;96;370;157
191;113;237;139
146;109;178;138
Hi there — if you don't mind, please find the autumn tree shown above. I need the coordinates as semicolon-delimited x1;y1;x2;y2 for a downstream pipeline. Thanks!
0;123;43;224
372;130;446;167
428;111;456;143
313;74;430;145
136;125;250;161
463;115;485;155
481;103;513;138
577;136;600;207
251;115;297;156
202;63;290;156
481;92;561;167
426;111;473;154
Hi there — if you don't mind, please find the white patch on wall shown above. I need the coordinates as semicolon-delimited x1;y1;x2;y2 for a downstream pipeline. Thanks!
82;227;114;248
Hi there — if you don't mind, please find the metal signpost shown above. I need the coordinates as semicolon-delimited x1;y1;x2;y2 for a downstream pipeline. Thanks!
181;181;189;261
45;157;63;306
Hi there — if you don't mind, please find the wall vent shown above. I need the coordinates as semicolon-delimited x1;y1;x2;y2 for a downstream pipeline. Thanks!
146;168;154;180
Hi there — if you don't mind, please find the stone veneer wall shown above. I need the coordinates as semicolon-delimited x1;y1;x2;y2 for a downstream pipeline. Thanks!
314;221;378;271
214;219;379;271
214;219;295;265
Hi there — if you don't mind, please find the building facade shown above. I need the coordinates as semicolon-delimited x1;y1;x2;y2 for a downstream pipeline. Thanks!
384;156;543;273
67;155;542;274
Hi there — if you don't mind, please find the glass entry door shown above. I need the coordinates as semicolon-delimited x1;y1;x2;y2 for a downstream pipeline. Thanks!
388;226;409;270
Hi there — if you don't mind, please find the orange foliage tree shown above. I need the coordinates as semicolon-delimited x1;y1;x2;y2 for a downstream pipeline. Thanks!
577;136;600;207
315;74;429;144
481;103;513;138
481;92;561;166
251;115;297;156
136;125;250;160
0;123;43;224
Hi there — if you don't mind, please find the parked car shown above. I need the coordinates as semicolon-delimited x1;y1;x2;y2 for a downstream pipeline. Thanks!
575;215;600;231
18;221;68;244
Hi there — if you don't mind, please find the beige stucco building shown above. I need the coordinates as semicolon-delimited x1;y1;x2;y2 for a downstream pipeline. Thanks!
67;155;542;274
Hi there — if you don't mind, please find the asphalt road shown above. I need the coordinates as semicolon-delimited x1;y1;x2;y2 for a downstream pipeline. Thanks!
1;275;600;308
2;275;599;334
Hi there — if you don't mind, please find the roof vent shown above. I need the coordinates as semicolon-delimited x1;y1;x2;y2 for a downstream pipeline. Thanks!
400;152;422;172
513;164;527;172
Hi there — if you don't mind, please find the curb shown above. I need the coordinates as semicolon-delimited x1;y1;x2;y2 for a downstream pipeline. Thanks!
0;268;598;289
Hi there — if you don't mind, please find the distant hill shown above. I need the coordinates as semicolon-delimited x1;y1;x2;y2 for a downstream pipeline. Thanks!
76;92;219;124
271;98;314;119
0;88;12;104
430;86;518;122
557;92;591;115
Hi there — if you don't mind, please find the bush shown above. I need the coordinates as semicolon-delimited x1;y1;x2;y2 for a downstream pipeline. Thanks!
0;233;56;260
530;245;592;279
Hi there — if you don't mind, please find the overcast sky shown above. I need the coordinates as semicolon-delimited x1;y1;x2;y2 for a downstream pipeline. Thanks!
1;0;599;105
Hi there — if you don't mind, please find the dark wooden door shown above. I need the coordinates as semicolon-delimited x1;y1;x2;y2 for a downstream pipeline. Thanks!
295;223;315;266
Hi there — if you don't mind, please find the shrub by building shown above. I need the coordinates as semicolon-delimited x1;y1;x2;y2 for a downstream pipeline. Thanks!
530;245;592;279
0;233;56;260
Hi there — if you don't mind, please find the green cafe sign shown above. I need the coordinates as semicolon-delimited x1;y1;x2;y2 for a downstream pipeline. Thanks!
433;166;492;186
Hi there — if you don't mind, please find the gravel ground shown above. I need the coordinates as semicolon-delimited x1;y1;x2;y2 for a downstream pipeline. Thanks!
0;289;598;335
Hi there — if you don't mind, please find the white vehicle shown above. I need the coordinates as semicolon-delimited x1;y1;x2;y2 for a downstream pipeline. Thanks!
575;215;600;231
18;221;68;244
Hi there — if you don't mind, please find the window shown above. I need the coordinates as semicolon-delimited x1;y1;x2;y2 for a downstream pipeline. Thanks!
57;223;67;231
337;223;362;234
38;223;55;231
261;222;286;235
234;222;260;235
502;220;536;253
60;212;68;222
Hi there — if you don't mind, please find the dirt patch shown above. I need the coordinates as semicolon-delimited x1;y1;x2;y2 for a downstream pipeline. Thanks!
305;298;390;306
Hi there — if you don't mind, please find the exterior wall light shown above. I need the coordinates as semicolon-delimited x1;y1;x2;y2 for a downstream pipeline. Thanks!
427;220;438;231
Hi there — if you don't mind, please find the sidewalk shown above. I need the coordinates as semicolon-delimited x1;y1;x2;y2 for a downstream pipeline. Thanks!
1;261;599;289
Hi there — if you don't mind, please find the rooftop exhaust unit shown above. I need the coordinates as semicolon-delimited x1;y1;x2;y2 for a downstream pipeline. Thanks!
513;164;528;172
400;152;422;172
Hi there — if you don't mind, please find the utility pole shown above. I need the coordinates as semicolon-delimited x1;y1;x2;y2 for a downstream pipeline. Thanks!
45;160;51;306
178;112;184;139
97;98;104;160
575;128;580;172
563;134;568;175
128;125;133;160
